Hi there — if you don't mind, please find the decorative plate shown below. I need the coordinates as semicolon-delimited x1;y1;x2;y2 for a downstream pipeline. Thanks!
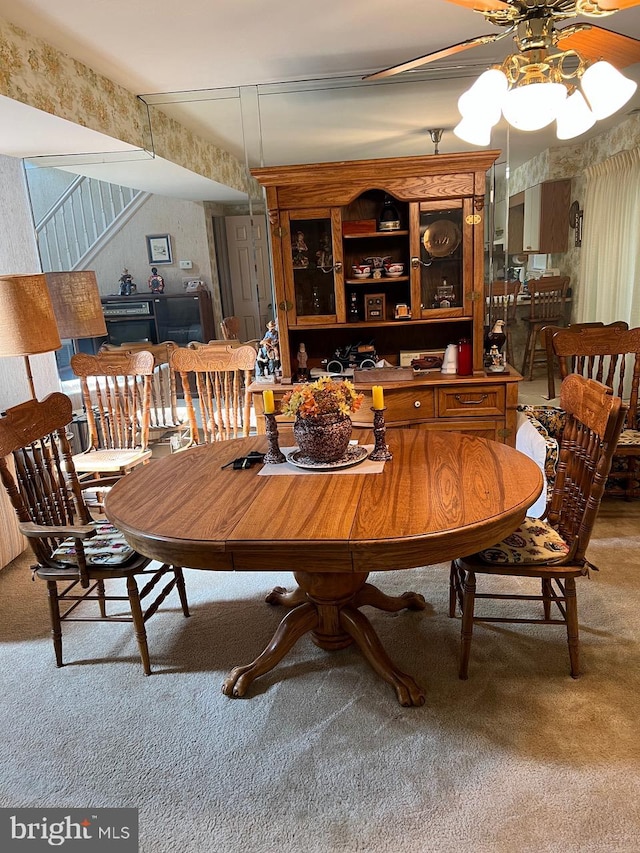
422;219;461;258
287;444;370;471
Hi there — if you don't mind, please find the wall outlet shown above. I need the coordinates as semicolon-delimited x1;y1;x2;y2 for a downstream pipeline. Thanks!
179;259;193;270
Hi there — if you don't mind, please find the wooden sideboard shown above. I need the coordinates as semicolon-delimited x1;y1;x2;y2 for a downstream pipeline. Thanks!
250;367;522;445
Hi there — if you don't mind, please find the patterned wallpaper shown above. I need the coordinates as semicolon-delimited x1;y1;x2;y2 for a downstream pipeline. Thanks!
0;16;255;197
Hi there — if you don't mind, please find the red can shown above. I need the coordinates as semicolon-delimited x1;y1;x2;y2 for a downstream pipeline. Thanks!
457;338;473;376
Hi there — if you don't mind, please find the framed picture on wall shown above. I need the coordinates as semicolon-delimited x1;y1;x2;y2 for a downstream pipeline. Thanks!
146;234;173;265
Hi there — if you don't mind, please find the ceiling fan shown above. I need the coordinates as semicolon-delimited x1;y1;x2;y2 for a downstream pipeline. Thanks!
364;1;640;81
364;1;640;141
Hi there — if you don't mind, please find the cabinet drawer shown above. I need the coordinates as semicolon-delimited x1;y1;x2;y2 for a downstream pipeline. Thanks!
437;385;505;418
356;387;436;425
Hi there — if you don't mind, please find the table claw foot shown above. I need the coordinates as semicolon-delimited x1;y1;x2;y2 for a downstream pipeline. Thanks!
354;583;427;613
221;602;318;698
265;585;307;608
340;606;425;707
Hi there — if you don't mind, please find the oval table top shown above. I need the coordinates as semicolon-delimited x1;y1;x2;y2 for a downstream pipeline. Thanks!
105;428;543;574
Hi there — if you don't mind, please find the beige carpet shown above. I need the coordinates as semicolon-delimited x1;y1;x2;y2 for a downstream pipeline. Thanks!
1;500;639;853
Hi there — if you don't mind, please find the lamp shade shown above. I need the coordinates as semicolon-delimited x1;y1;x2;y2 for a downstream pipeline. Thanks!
45;270;107;339
453;117;493;146
502;82;567;131
556;90;596;140
580;61;638;120
0;274;62;357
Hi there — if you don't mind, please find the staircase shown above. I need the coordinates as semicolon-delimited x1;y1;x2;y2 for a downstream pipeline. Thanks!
34;174;149;271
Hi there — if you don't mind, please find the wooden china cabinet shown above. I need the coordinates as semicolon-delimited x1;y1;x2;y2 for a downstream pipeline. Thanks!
251;151;523;445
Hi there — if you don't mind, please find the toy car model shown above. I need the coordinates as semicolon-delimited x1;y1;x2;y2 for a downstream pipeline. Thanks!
324;342;377;374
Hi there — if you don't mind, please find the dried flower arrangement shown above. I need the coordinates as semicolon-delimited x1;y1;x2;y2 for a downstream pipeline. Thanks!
281;377;364;420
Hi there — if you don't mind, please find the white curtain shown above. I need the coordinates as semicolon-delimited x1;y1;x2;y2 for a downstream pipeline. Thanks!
577;147;640;327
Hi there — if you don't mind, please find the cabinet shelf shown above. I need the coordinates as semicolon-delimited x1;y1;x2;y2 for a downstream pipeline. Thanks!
343;230;409;239
290;316;469;331
345;276;410;284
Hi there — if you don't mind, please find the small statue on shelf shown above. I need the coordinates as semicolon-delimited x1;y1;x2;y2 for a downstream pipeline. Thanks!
316;233;332;270
256;320;280;377
292;230;309;269
148;266;165;293
295;342;310;381
118;268;136;296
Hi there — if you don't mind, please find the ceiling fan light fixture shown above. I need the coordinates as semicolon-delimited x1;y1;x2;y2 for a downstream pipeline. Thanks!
580;61;638;120
457;90;502;127
453;117;492;147
473;68;509;97
556;90;596;140
501;81;567;131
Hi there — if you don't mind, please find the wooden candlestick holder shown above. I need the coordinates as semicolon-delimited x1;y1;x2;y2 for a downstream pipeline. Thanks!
263;413;286;464
369;408;392;461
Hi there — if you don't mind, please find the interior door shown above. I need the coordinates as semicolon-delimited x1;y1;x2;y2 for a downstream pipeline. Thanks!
224;214;272;341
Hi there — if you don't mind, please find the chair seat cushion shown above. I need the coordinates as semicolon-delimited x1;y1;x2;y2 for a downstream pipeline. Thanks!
617;428;640;447
477;517;570;565
52;521;135;566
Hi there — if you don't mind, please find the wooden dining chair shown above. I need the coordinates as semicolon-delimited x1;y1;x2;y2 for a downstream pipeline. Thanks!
550;324;640;500
0;393;189;674
170;343;257;445
70;350;154;480
99;341;188;448
485;279;521;366
220;316;241;340
542;321;629;400
450;374;627;680
521;275;570;380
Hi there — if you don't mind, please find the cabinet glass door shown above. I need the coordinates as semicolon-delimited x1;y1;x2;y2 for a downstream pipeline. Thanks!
283;210;341;324
418;201;465;317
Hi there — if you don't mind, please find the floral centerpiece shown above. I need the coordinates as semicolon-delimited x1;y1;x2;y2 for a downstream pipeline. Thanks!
281;377;364;463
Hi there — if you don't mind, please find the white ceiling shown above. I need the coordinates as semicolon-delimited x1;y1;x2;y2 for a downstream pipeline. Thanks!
1;0;639;201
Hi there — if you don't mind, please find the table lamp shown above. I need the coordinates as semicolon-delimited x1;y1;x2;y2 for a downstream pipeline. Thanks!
0;273;62;399
45;270;107;349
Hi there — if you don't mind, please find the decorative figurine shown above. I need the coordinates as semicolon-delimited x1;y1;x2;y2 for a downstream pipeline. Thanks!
488;319;507;353
148;266;165;293
256;320;280;376
292;231;309;269
118;268;136;296
316;233;332;270
295;342;310;381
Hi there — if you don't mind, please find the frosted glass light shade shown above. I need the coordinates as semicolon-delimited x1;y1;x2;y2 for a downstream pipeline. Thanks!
581;61;637;120
457;90;502;126
458;68;507;126
502;82;567;131
556;90;596;140
473;68;509;97
45;271;107;340
453;117;492;146
0;274;61;357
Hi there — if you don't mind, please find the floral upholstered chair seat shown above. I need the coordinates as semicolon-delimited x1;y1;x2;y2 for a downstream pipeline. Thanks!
51;520;135;566
477;516;570;565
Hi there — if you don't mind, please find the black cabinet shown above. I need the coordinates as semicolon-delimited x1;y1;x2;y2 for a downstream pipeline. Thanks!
101;292;215;346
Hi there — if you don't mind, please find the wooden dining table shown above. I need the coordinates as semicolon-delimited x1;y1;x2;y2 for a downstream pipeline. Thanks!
104;428;542;706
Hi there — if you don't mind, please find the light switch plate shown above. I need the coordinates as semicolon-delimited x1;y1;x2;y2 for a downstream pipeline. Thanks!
179;259;193;269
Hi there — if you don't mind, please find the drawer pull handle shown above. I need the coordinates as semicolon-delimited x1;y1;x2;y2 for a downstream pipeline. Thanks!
414;400;421;409
454;394;488;405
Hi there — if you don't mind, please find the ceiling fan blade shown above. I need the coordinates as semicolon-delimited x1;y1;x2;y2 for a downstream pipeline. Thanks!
443;0;513;11
363;32;505;81
595;1;640;10
557;25;640;68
